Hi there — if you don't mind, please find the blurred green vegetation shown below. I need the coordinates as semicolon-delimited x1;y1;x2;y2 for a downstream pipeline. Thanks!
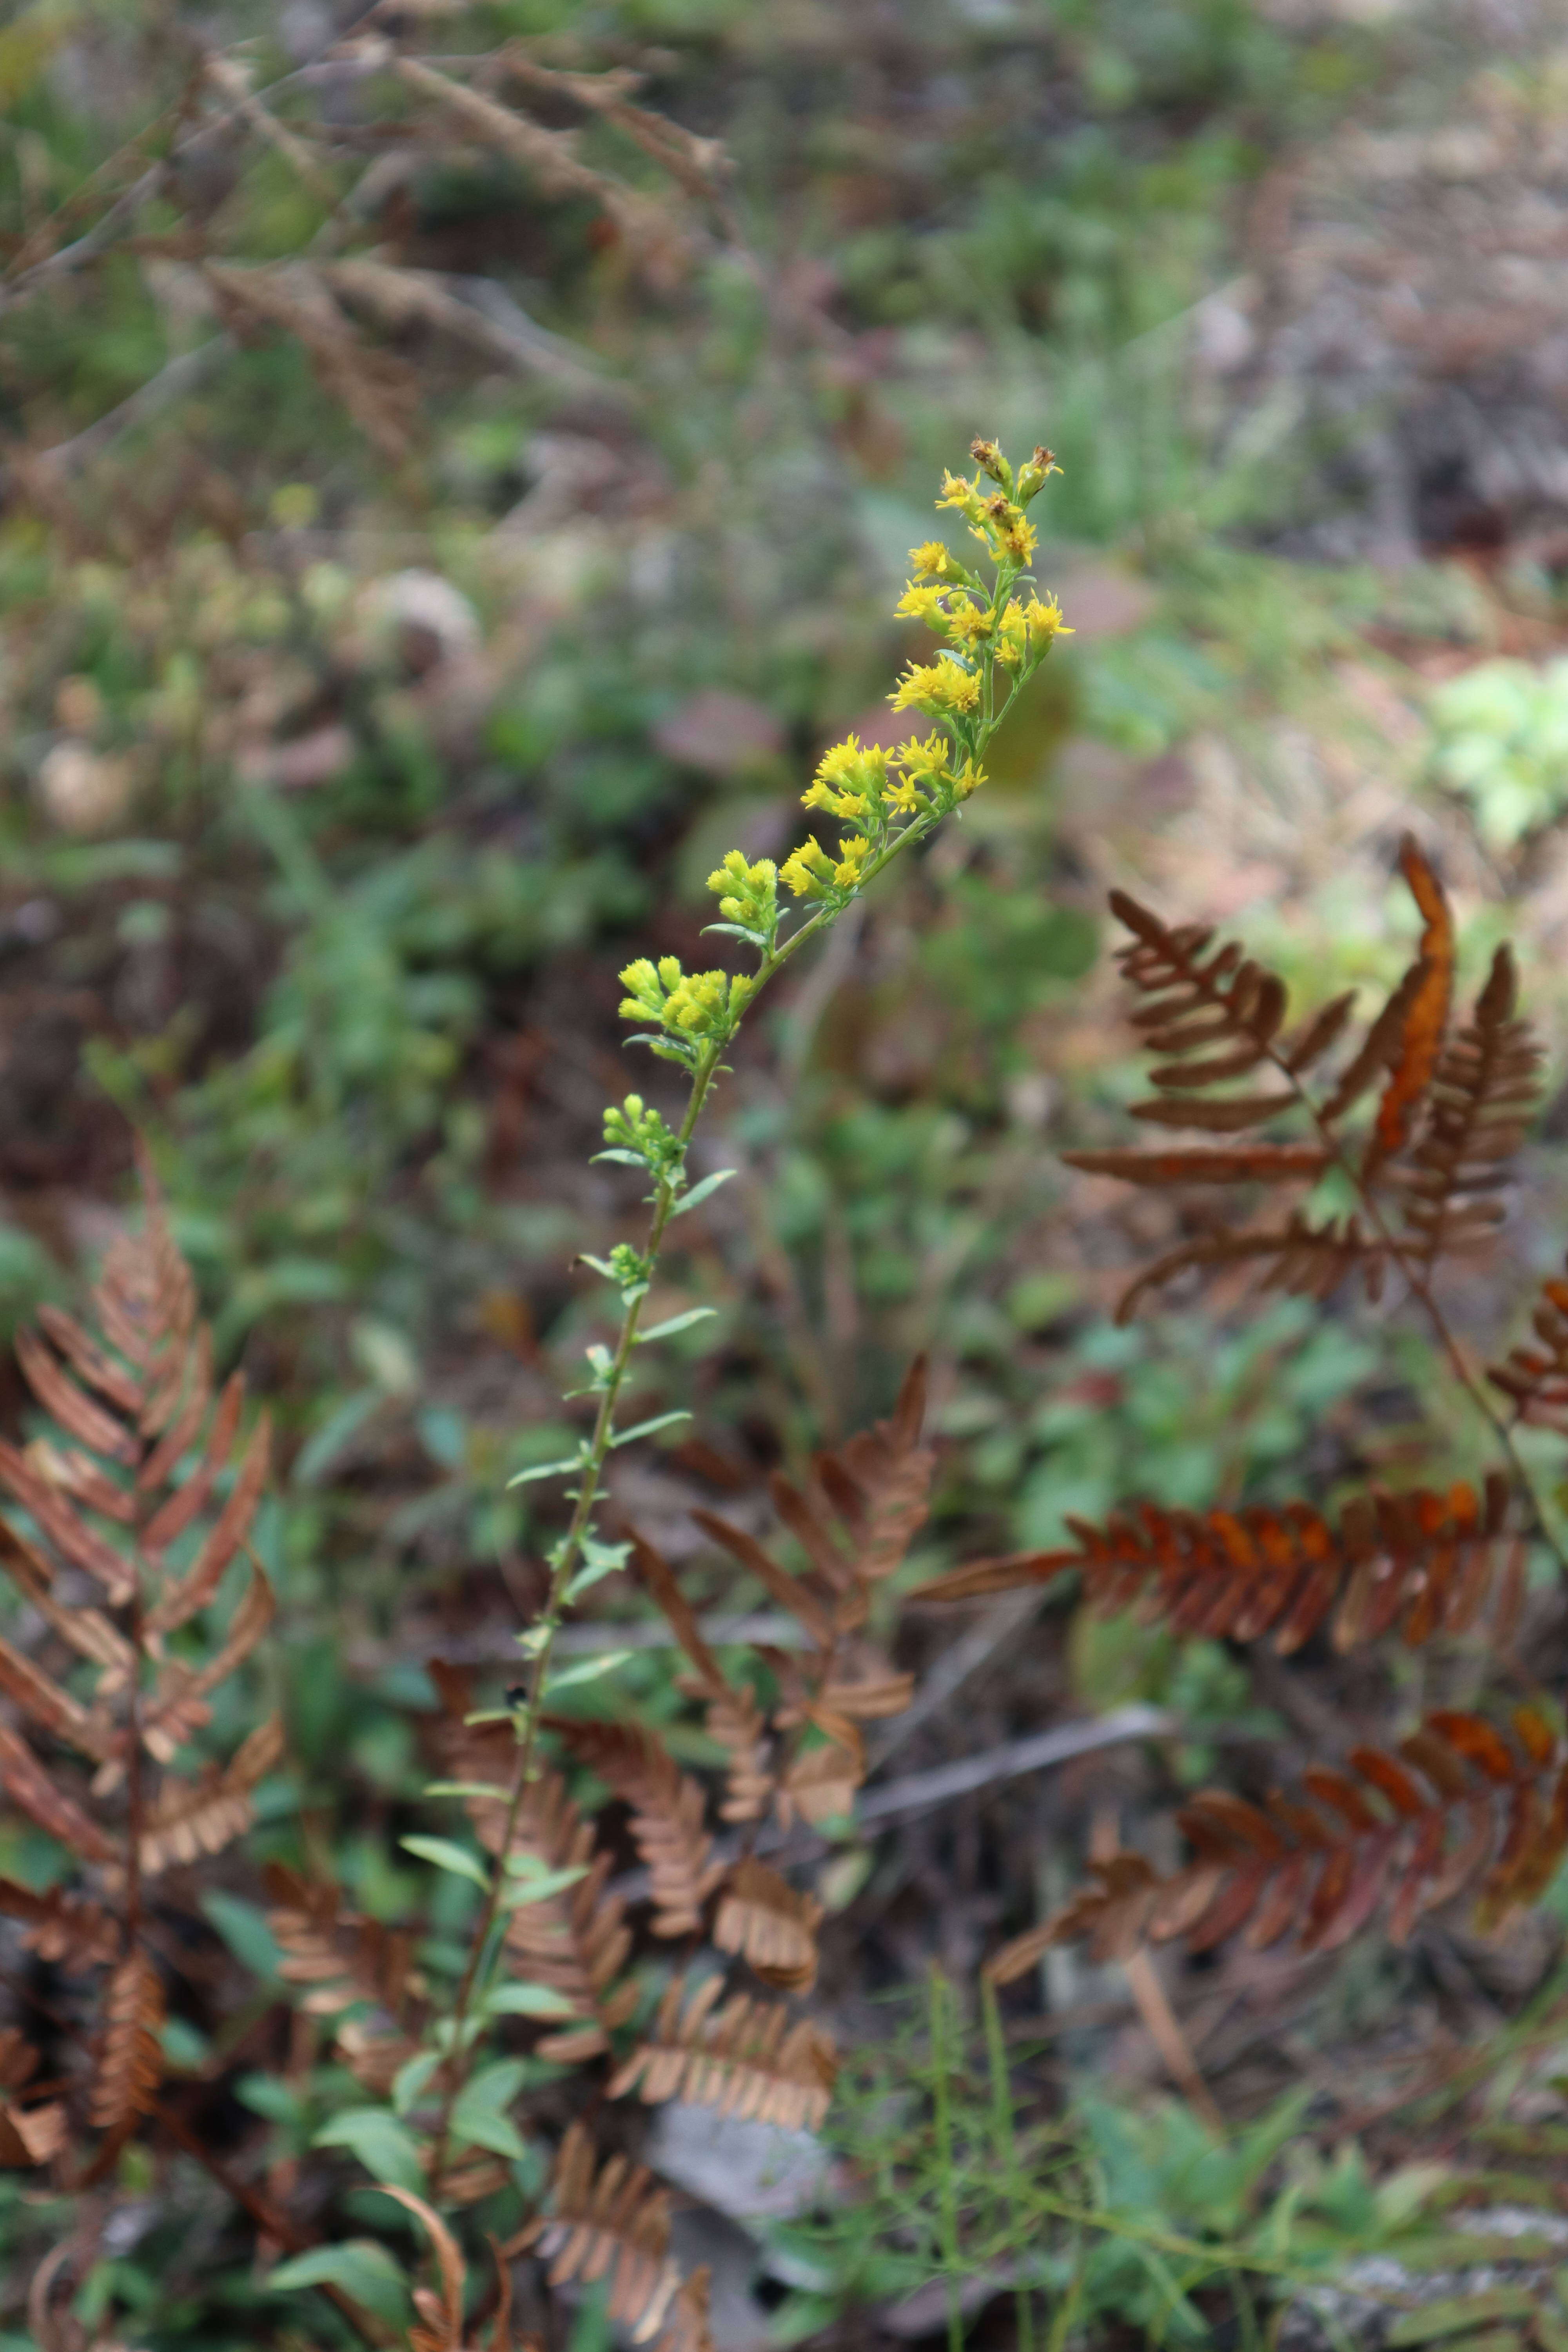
0;1;1543;2342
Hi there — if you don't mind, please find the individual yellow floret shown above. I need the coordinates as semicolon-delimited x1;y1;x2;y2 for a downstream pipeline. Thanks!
1024;592;1071;646
909;541;956;580
995;600;1029;668
832;835;871;888
889;659;982;718
942;597;992;647
1014;445;1060;503
895;582;948;628
936;469;987;525
780;836;838;898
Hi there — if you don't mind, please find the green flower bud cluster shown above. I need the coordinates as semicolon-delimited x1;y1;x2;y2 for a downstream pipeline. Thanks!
705;851;779;951
597;1094;682;1180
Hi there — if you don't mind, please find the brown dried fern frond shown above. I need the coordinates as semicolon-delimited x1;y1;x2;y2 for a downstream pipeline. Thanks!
713;1857;823;1994
1394;944;1541;1268
87;1949;164;2142
1063;838;1505;1316
549;1717;724;1938
918;1477;1522;1653
611;1973;837;2131
520;2123;710;2348
1489;1255;1568;1430
989;1705;1566;1979
265;1864;418;2023
0;2029;67;2170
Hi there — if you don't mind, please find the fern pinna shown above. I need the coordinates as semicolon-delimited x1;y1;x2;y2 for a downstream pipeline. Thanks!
922;842;1568;1980
0;1162;274;2178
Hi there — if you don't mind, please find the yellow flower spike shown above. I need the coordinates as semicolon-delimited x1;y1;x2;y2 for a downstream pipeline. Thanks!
909;541;955;580
657;955;683;991
885;774;924;815
889;660;982;718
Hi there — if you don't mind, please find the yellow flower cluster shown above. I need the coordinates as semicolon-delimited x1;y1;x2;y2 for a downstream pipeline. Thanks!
626;438;1068;984
619;956;755;1040
780;833;871;900
888;659;982;719
802;735;889;822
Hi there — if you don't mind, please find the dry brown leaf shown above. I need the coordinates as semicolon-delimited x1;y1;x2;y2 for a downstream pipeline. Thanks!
713;1858;822;1993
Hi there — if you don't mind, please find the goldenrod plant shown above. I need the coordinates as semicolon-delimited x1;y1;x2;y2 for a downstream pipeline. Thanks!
0;441;1071;2349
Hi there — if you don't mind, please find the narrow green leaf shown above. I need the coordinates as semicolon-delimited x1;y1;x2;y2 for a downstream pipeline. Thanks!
669;1167;737;1218
399;1835;491;1891
269;2241;412;2327
507;1453;587;1489
481;1982;579;2019
543;1650;631;1694
422;1780;512;1803
499;1862;588;1908
610;1409;691;1448
391;2049;440;2116
313;2107;425;2193
201;1890;283;1981
451;2059;530;2160
636;1308;717;1344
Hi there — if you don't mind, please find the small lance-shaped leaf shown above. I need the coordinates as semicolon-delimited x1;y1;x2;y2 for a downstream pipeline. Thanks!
548;1717;723;1938
916;1478;1517;1655
611;1974;837;2132
519;2123;692;2347
713;1857;823;1993
986;1706;1566;1979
